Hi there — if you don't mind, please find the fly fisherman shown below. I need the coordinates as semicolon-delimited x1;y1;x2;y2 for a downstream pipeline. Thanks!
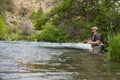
84;27;103;54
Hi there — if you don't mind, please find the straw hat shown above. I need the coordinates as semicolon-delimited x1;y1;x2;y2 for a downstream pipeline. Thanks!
91;27;98;30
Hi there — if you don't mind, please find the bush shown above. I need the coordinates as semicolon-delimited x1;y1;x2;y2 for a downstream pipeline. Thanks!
35;14;49;30
0;16;7;40
30;8;43;21
108;35;120;62
36;23;70;42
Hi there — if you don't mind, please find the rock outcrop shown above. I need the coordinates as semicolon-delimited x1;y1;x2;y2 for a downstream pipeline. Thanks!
5;0;60;35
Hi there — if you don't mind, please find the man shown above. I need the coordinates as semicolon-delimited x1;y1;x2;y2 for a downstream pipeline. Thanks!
84;27;102;54
87;27;100;44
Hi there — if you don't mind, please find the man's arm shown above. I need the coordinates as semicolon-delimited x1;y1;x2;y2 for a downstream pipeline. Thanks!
87;40;100;45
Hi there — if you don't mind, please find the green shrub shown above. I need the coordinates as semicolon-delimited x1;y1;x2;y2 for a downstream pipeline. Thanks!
0;16;7;40
108;35;120;62
30;8;43;21
35;14;49;30
36;23;70;42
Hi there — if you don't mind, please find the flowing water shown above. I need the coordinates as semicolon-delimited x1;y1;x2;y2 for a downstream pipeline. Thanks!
0;41;120;80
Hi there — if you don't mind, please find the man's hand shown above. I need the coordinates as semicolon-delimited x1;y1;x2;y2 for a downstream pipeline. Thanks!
83;40;88;44
87;40;100;45
87;40;92;44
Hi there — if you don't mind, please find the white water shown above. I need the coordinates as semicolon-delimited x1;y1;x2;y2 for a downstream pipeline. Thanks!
39;42;92;51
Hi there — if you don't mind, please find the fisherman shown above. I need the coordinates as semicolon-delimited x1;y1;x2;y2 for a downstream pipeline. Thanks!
84;27;103;54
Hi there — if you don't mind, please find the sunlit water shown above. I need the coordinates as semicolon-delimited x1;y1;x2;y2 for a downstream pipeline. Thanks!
0;41;120;80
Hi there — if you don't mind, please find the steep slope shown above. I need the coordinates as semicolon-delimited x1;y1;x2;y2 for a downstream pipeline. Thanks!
5;0;59;33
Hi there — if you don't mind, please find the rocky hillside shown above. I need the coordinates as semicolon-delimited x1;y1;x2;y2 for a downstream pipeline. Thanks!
5;0;60;33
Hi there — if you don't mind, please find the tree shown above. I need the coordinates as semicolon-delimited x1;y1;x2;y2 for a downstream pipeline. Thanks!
35;0;120;43
36;23;70;42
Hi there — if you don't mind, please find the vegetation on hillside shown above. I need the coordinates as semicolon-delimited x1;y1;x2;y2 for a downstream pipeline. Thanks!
0;0;36;41
35;0;120;45
0;16;7;40
36;23;70;42
0;0;15;14
0;0;120;43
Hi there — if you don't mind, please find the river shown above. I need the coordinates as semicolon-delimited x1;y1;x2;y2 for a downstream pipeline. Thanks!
0;41;120;80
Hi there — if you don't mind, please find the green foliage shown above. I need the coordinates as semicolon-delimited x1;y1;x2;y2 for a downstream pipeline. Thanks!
56;0;74;13
54;0;119;43
0;16;7;40
32;0;120;44
30;8;43;22
35;14;49;30
108;35;120;62
92;0;120;46
36;23;70;42
1;25;35;41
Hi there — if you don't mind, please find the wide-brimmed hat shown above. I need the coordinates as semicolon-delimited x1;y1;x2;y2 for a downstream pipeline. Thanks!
91;27;98;30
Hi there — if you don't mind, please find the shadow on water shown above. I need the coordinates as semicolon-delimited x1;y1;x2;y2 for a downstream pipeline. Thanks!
0;41;120;80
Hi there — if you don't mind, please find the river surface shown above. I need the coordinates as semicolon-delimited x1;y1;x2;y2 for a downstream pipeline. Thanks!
0;41;120;80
